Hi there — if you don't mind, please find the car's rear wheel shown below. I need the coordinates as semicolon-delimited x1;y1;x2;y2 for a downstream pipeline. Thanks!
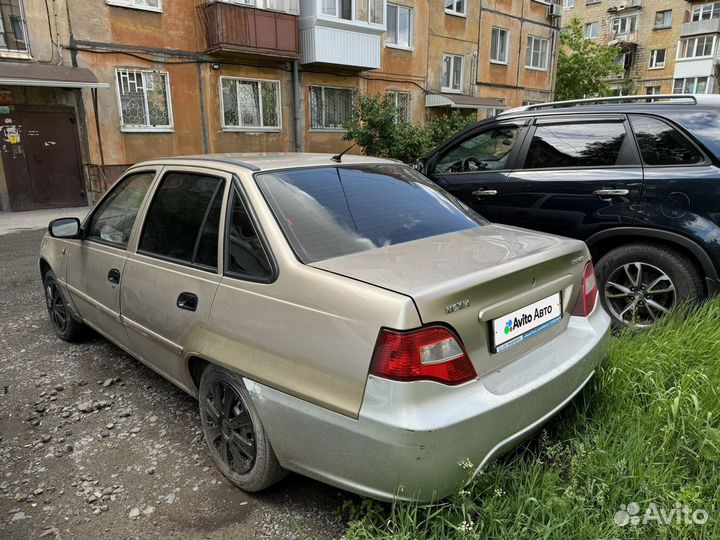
198;365;286;492
44;270;86;341
595;243;704;328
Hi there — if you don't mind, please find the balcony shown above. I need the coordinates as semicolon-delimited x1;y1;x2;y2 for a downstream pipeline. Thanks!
198;1;300;60
681;18;720;37
299;1;386;70
607;0;641;12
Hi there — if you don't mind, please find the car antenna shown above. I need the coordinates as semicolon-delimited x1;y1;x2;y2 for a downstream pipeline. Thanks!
331;143;357;163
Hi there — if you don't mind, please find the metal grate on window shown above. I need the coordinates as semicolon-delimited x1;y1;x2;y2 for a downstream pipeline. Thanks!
0;0;27;52
221;77;280;129
309;86;356;130
387;91;411;124
116;69;172;129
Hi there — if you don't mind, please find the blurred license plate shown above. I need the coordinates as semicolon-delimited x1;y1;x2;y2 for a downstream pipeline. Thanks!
491;292;562;353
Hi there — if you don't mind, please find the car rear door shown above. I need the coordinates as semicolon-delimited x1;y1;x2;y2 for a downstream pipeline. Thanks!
426;120;529;222
120;167;229;387
496;114;644;239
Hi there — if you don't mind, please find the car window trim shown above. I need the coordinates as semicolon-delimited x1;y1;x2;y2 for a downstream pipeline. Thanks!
627;113;711;168
135;169;226;275
223;178;278;285
83;168;159;251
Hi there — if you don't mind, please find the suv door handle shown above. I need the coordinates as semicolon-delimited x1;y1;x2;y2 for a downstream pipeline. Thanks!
472;189;499;198
593;189;629;197
107;268;121;284
177;292;198;312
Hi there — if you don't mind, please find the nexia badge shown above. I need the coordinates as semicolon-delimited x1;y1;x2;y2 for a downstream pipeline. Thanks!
445;299;470;314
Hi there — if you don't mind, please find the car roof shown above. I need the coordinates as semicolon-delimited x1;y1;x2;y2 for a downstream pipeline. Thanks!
133;153;401;173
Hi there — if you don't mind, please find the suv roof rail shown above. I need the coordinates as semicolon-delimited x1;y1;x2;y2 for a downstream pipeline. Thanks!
498;94;720;116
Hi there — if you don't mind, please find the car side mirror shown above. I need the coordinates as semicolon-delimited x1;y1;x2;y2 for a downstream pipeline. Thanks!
49;217;81;239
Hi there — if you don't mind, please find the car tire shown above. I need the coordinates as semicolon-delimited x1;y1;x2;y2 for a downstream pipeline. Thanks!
198;365;287;492
595;243;704;328
44;270;86;342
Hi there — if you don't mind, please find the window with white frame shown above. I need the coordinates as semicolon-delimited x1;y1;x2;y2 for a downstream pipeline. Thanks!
387;3;412;49
654;10;672;29
490;27;509;64
309;86;356;130
107;0;161;12
116;69;173;130
321;0;383;24
442;54;463;92
673;76;710;94
648;49;666;69
612;15;637;36
444;0;465;16
646;86;661;95
563;0;575;8
525;36;549;70
387;91;411;123
221;77;281;130
692;2;720;22
677;35;716;59
0;0;28;53
584;22;598;38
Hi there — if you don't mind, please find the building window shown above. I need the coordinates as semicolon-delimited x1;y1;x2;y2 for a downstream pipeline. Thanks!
309;86;356;130
106;0;161;12
490;27;509;64
387;3;412;49
692;2;720;22
522;100;543;106
221;77;281;130
648;49;666;69
563;0;574;8
321;0;383;24
444;0;466;17
673;76;710;94
586;0;600;4
677;35;716;59
0;0;28;53
115;69;173;131
612;15;637;37
646;86;661;95
387;91;411;123
584;22;599;38
525;36;549;71
442;54;463;92
654;10;672;29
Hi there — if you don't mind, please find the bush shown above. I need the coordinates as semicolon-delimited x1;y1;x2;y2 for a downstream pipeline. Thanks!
343;93;475;163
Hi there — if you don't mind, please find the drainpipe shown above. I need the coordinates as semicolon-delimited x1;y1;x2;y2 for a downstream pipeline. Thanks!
292;60;303;152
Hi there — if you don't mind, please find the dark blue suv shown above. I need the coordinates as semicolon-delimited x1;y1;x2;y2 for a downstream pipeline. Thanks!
419;95;720;327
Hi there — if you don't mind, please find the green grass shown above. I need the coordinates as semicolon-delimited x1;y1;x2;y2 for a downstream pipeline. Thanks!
344;299;720;539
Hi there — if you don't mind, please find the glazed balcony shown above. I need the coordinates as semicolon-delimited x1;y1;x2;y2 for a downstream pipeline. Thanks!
681;18;720;37
198;1;300;60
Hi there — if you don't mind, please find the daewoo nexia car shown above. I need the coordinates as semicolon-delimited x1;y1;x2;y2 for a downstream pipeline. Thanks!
40;153;610;502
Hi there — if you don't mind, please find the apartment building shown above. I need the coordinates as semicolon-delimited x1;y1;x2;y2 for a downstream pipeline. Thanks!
562;0;720;96
0;0;561;212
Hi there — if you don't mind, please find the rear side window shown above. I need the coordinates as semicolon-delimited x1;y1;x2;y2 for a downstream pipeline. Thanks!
139;172;224;270
629;115;704;166
256;165;485;263
523;122;627;169
87;171;155;247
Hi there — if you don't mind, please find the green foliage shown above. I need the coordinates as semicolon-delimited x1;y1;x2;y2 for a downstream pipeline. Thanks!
556;16;625;101
343;93;475;163
345;299;720;539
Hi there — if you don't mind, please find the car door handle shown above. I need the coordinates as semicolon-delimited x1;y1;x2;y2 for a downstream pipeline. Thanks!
593;189;629;197
107;268;121;284
472;189;499;198
177;292;198;312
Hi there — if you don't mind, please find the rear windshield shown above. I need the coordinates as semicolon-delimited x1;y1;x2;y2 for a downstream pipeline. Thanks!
256;164;486;263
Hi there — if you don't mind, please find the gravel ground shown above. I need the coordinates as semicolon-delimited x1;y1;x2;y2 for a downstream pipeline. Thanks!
0;229;350;539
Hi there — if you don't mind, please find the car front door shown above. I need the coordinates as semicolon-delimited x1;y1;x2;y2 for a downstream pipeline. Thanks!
426;120;529;222
120;167;229;388
497;114;644;239
65;169;157;349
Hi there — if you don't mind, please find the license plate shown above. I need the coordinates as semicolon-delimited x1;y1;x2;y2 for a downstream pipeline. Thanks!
491;292;562;353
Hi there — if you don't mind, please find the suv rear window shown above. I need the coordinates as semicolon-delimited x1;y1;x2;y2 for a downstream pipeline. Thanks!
256;165;485;263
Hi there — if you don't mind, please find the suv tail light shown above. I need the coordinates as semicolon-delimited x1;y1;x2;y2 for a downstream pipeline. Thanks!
572;261;598;317
370;326;477;385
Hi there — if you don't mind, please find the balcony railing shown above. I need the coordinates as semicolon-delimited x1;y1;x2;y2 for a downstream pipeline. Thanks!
681;18;720;36
198;1;300;59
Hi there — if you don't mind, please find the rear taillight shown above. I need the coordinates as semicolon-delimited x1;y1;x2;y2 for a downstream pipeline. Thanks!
370;326;477;385
572;261;598;317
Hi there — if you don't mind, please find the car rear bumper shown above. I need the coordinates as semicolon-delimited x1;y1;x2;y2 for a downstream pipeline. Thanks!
245;306;611;502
